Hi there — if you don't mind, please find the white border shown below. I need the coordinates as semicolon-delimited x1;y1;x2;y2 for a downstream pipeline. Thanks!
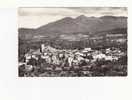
0;0;131;100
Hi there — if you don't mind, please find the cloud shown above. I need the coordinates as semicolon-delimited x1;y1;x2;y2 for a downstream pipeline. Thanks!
19;7;127;17
19;8;75;16
66;7;127;16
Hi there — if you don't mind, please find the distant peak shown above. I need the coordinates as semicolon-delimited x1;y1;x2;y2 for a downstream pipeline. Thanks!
76;15;87;19
61;17;73;20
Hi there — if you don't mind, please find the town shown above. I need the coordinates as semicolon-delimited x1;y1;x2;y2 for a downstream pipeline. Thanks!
19;43;127;77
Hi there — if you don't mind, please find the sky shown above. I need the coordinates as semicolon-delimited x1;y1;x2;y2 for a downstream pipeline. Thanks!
18;7;127;28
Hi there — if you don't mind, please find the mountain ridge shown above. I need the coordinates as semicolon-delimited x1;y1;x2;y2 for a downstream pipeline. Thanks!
19;15;127;40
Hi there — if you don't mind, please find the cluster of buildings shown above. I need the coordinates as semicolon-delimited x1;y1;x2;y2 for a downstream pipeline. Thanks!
19;44;126;76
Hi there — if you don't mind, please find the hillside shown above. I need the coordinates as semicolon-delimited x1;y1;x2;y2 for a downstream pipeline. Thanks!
19;15;127;40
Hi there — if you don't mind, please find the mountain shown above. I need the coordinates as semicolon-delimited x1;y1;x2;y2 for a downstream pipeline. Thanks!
37;17;86;34
19;15;127;40
37;15;127;34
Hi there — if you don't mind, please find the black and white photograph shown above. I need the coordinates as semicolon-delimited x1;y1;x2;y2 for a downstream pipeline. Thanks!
18;7;127;77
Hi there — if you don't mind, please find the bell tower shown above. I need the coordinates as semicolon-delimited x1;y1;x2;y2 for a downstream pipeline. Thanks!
41;44;45;52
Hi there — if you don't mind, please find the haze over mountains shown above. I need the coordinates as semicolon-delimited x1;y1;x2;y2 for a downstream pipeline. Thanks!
19;15;127;40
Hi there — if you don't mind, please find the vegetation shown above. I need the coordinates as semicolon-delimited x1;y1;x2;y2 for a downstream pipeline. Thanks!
18;28;127;77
